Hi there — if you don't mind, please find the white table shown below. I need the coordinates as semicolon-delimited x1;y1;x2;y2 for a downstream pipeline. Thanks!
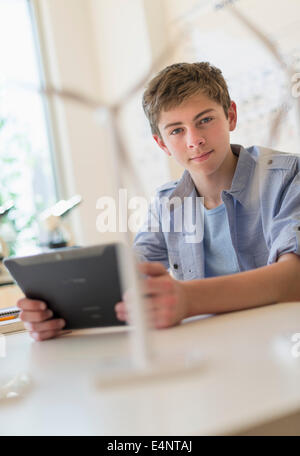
1;302;300;436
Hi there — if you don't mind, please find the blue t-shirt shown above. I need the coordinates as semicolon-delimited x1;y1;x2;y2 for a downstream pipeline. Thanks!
203;203;239;277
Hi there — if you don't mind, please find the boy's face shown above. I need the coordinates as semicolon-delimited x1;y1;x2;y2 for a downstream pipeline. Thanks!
154;92;237;179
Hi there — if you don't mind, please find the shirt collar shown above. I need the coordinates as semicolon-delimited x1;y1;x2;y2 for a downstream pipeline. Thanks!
168;144;258;205
227;144;257;204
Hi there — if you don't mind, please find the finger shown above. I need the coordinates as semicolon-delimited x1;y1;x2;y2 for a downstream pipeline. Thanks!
146;306;175;329
115;301;126;312
123;288;137;303
30;329;68;341
116;302;166;328
24;318;66;333
122;284;151;302
116;296;157;322
138;262;168;277
121;277;171;300
115;302;129;320
117;295;172;321
154;318;174;329
139;308;165;329
141;296;178;327
145;292;177;309
143;276;174;295
19;309;53;323
17;298;47;312
115;311;128;322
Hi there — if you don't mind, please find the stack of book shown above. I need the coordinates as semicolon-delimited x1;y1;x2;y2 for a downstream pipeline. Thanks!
0;307;26;335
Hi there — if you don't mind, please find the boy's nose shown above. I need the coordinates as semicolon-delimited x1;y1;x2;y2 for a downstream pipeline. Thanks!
187;130;205;149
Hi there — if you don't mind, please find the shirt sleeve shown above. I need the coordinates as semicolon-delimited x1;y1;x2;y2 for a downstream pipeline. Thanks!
266;169;300;264
133;195;170;269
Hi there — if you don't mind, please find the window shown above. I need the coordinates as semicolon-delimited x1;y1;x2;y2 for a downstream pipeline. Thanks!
0;0;57;256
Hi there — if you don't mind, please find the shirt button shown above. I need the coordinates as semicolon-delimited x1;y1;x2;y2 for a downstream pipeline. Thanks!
267;159;273;165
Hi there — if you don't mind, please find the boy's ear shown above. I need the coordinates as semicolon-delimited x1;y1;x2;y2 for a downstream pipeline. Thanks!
228;101;237;132
153;134;172;157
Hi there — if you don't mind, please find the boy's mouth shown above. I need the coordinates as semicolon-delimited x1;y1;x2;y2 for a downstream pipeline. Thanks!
190;150;213;162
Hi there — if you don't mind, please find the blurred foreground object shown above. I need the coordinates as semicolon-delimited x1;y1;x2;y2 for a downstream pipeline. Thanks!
0;201;14;285
39;195;82;249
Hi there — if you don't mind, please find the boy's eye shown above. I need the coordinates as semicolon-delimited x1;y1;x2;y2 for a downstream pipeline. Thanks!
199;117;213;125
170;127;183;135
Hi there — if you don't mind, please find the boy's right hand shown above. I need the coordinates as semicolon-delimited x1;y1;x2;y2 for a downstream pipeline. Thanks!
17;298;66;341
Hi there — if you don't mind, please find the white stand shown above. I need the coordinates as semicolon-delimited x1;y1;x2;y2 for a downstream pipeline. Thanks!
94;109;205;387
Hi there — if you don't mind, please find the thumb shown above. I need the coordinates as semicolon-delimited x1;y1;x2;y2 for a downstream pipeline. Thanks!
138;261;168;277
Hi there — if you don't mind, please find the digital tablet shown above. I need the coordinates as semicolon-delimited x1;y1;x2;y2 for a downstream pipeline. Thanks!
4;243;126;330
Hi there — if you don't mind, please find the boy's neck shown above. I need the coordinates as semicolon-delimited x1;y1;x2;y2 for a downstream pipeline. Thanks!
190;147;238;210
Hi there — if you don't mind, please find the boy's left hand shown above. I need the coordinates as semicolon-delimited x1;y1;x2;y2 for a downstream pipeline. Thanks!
115;262;189;329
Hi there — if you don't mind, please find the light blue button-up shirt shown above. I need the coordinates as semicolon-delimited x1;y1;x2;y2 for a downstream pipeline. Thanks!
134;144;300;281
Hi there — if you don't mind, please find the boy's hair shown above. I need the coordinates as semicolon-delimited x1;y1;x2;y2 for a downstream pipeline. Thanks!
142;62;231;138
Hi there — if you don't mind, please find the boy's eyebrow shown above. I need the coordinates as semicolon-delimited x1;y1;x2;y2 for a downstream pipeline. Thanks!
193;108;216;121
163;109;216;130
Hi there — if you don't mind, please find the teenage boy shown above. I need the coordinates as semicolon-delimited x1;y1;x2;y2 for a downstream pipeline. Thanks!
18;62;300;339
